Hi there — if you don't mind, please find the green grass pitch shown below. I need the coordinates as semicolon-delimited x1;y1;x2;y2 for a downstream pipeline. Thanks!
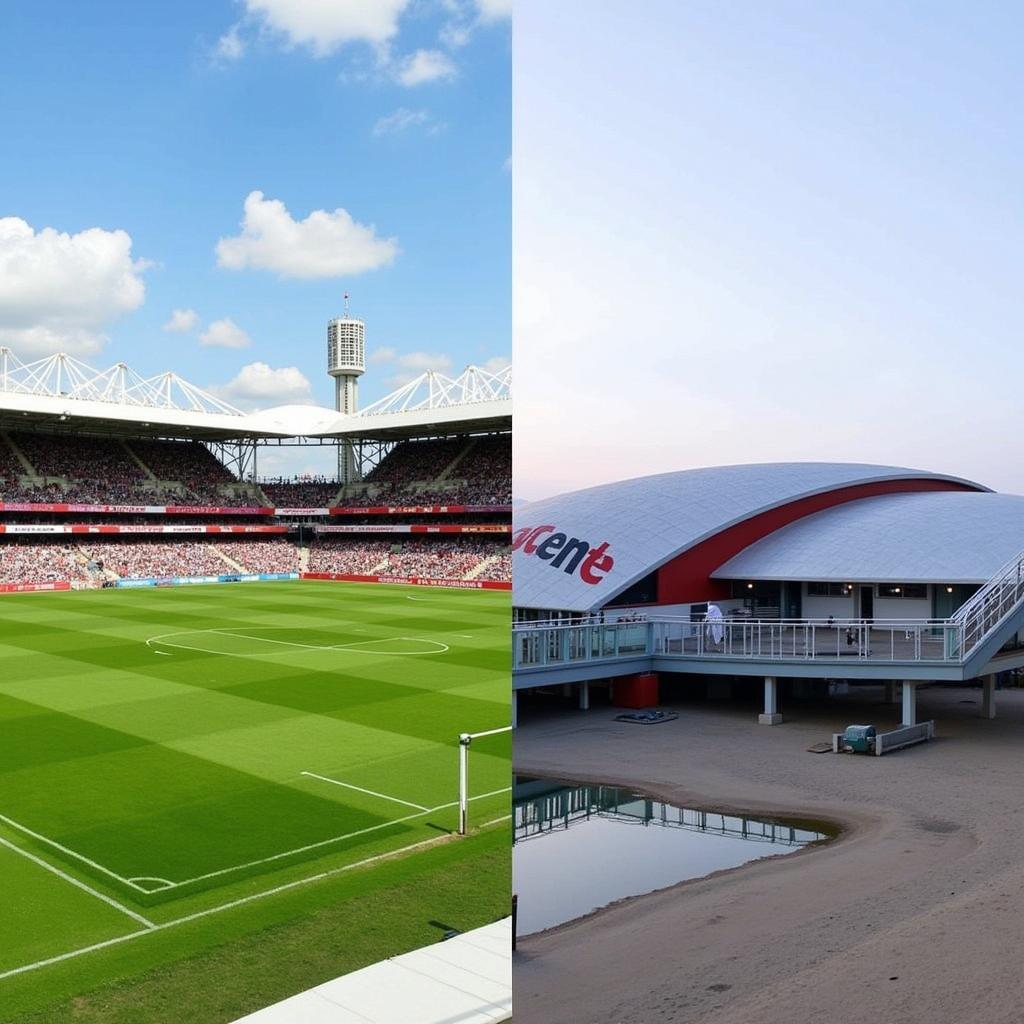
0;581;510;1021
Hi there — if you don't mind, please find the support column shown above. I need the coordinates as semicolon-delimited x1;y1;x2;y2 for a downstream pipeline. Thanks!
759;676;782;725
982;674;996;719
901;681;916;727
579;681;590;711
884;681;899;704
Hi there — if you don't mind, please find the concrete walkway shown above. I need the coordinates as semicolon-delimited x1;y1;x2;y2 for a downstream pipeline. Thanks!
232;918;512;1024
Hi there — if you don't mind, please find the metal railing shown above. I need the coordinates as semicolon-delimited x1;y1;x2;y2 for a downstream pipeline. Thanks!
515;550;1024;674
950;548;1024;660
513;616;966;670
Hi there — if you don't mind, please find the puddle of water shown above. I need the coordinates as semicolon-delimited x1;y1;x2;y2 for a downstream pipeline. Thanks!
513;777;831;935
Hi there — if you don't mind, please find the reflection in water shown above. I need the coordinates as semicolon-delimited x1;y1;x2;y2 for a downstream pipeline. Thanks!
513;778;829;935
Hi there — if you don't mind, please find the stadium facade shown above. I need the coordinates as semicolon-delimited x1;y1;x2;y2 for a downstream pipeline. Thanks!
512;463;1024;727
0;348;511;594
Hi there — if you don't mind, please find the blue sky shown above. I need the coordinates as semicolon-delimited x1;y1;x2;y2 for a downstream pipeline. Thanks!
0;0;510;437
516;1;1024;499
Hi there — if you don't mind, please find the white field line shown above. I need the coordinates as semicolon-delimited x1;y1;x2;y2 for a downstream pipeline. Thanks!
1;786;513;900
0;813;146;893
0;818;510;983
479;815;513;828
300;772;429;811
161;788;512;890
145;628;449;657
0;835;155;929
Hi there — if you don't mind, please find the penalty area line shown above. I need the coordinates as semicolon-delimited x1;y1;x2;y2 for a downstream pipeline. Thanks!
160;787;514;891
300;772;429;811
0;835;155;930
0;827;480;983
0;812;147;893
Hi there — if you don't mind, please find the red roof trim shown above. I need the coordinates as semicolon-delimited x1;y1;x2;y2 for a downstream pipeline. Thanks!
654;477;979;605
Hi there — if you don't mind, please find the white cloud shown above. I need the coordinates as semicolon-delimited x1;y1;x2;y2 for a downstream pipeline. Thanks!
439;0;511;48
475;0;512;21
216;25;246;60
369;345;398;363
439;22;472;48
241;0;410;56
0;216;148;357
394;49;456;87
216;191;398;279
372;107;440;137
215;361;314;409
163;308;199;333
480;354;510;374
372;347;454;388
199;317;252;349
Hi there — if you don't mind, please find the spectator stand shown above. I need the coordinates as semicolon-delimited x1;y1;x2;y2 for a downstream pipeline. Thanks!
0;351;510;591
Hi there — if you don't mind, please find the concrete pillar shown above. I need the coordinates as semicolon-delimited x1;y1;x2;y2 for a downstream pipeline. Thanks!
579;681;590;711
884;681;899;704
982;674;996;719
759;676;782;725
901;681;916;727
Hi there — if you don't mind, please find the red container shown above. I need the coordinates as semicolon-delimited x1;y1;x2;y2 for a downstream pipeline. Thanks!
612;672;659;709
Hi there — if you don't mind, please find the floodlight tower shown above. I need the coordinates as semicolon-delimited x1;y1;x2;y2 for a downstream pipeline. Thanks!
327;293;365;483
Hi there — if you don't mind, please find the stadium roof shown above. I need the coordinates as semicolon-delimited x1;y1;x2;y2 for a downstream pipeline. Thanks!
330;365;511;441
513;463;986;611
0;350;511;442
714;491;1024;585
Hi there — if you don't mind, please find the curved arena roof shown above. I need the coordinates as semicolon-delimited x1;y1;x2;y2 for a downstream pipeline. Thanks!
714;491;1024;585
512;463;986;612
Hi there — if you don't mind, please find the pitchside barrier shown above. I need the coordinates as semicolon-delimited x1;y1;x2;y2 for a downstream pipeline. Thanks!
115;572;299;588
459;726;514;835
0;581;71;594
0;572;510;594
300;572;512;591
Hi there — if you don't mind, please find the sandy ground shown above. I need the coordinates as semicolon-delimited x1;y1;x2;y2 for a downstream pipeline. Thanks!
514;684;1024;1024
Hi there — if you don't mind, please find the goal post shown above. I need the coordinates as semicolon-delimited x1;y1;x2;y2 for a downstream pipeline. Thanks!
458;725;513;835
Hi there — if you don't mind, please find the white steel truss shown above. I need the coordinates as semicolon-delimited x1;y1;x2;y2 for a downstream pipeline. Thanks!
357;364;512;417
0;348;242;416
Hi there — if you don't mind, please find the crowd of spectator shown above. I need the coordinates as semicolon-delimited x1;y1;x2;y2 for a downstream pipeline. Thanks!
361;435;511;505
260;478;340;507
216;538;299;574
82;540;232;579
0;543;90;584
0;534;510;584
308;537;509;580
0;433;510;509
308;539;393;575
0;438;24;482
487;552;512;581
12;432;145;483
383;537;508;579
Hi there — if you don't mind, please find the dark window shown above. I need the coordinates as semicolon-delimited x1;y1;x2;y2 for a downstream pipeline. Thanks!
606;569;658;606
807;582;853;597
877;583;927;599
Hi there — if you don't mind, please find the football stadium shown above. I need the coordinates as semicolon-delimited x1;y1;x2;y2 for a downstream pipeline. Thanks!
0;343;512;1021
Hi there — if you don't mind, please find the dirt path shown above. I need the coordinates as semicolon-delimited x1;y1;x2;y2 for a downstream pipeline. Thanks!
514;685;1024;1024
